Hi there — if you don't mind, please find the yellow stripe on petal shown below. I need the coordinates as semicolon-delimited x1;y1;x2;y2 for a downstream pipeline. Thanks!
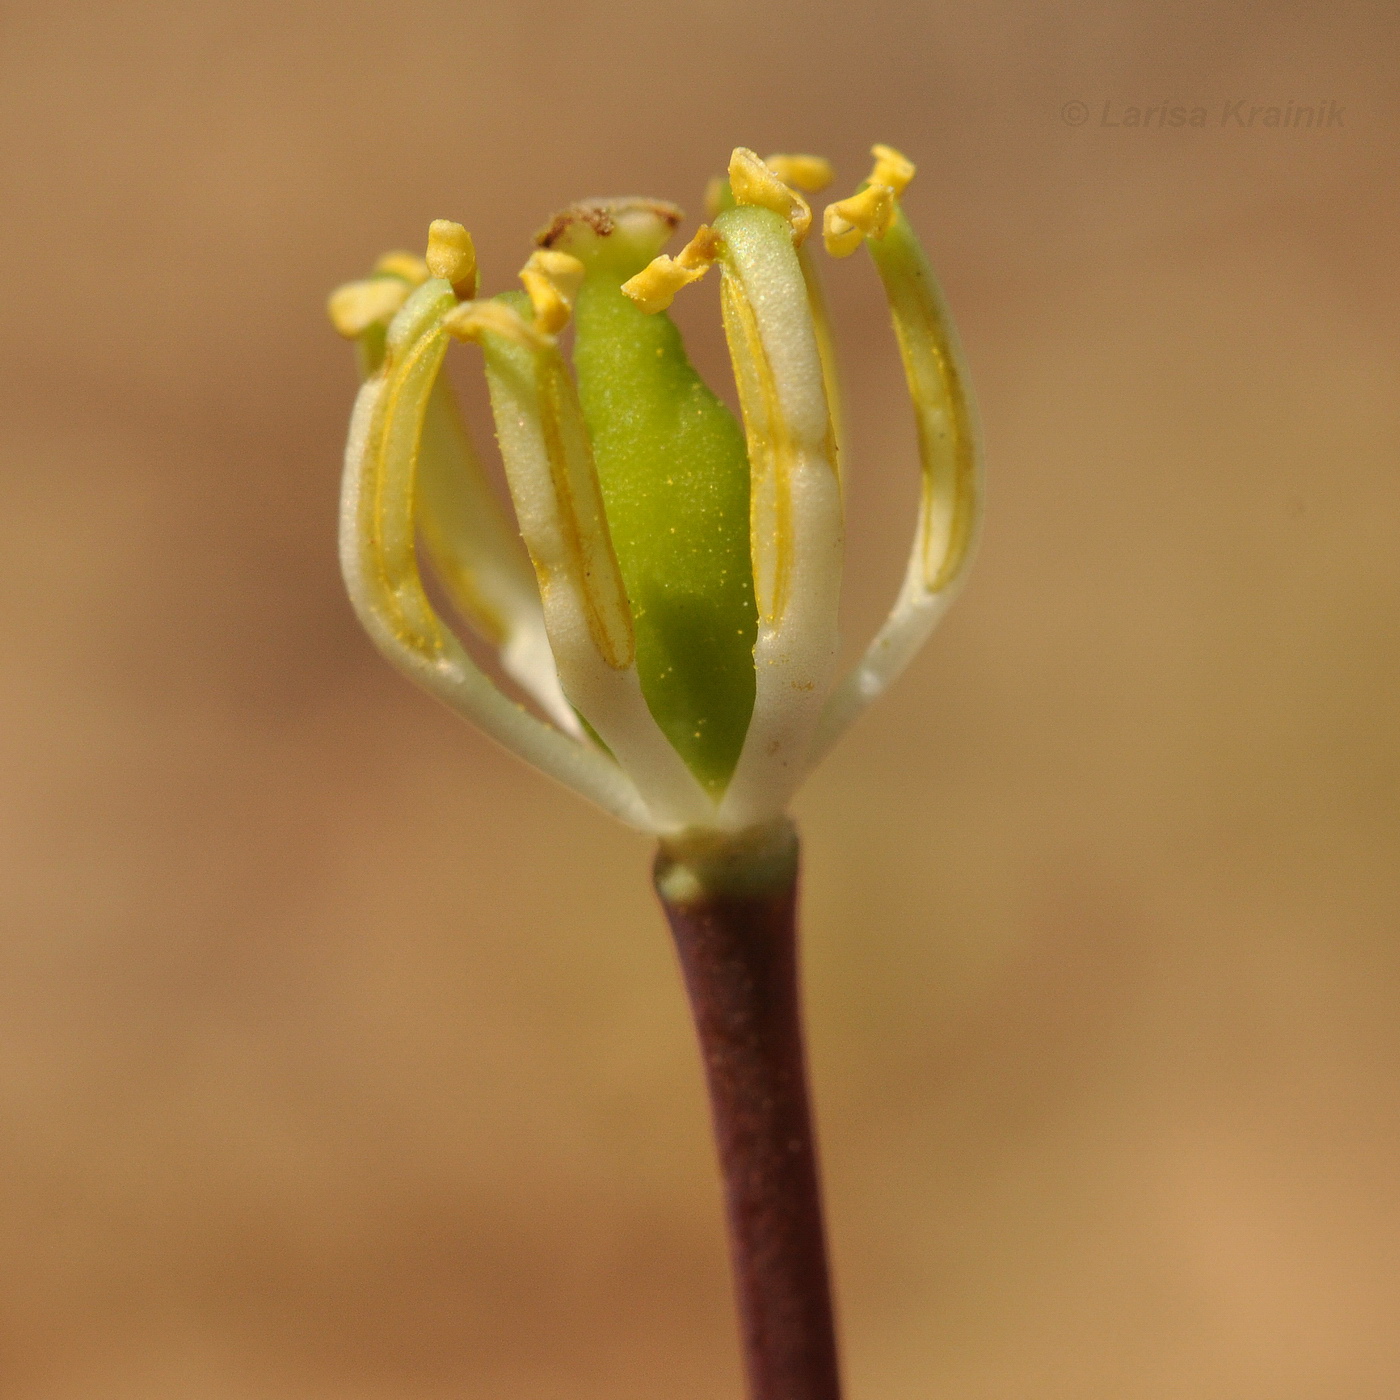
534;357;636;669
808;183;983;769
336;279;654;830
353;283;462;660
711;204;843;828
868;212;978;592
796;241;843;486
451;297;633;670
720;271;795;624
460;292;716;829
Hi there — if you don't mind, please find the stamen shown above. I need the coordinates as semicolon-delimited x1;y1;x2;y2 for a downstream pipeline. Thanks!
412;342;581;736
620;225;719;314
820;144;916;258
327;278;414;338
743;156;844;477
709;201;842;828
518;249;586;334
808;189;981;767
466;295;718;829
822;183;896;258
796;243;844;487
869;142;916;195
425;220;478;298
728;147;812;244
764;153;834;193
340;280;652;828
445;298;555;352
373;251;430;284
700;155;832;225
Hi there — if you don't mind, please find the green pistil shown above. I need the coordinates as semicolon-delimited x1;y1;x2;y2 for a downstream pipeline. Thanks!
554;207;757;796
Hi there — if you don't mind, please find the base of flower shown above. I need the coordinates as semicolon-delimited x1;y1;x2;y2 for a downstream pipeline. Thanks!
654;820;841;1400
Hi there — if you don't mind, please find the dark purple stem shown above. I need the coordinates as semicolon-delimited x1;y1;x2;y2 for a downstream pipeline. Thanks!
654;820;841;1400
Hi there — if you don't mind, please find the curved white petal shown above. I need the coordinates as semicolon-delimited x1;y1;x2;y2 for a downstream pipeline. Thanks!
809;205;982;766
711;205;843;829
339;282;653;830
414;374;579;734
455;297;718;833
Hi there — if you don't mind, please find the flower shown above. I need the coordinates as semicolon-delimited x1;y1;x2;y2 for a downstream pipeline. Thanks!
328;144;980;836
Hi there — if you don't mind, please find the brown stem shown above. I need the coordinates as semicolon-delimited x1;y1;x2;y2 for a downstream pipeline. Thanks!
654;819;841;1400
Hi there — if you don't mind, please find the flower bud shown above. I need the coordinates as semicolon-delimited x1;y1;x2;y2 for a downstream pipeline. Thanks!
327;144;981;835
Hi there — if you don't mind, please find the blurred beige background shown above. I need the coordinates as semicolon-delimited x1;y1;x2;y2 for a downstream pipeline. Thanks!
1;2;1397;1397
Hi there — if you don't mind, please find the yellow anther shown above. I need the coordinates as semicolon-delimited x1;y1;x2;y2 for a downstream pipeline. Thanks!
326;277;413;338
621;259;694;315
728;147;812;244
703;175;727;219
869;143;916;196
676;225;720;271
764;153;835;193
372;250;430;284
822;183;896;258
621;225;719;314
820;145;912;259
425;220;478;298
445;299;554;352
518;248;586;334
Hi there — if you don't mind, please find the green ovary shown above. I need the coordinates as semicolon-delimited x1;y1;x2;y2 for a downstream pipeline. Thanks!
566;218;757;797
